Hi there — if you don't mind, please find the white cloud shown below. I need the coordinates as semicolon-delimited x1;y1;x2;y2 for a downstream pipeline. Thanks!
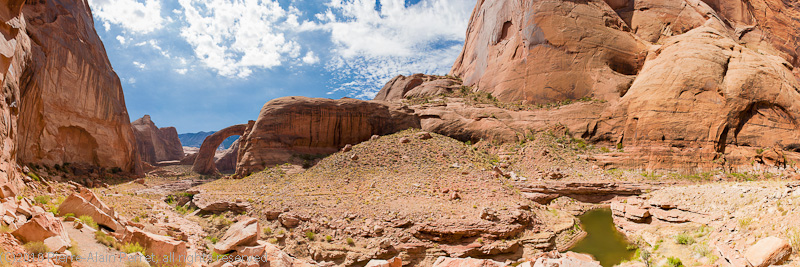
178;0;302;78
116;35;126;45
175;68;188;74
301;51;319;64
326;45;464;99
133;61;147;69
128;77;137;84
88;0;164;34
318;0;473;98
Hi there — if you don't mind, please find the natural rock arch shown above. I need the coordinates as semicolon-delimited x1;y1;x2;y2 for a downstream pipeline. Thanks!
192;124;249;175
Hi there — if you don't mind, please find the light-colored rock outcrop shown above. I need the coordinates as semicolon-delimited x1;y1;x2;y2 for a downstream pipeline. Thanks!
57;191;124;232
744;237;791;267
234;97;420;177
132;115;184;164
121;227;187;266
431;256;505;267
213;217;259;254
12;0;142;174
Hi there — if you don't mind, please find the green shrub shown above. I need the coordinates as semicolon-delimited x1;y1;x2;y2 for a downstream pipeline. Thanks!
325;235;332;242
68;238;80;257
206;236;219;244
33;195;51;205
95;231;120;250
79;215;98;229
666;257;684;267
346;237;354;245
122;242;145;254
675;233;695;245
305;231;315;240
263;227;272;235
24;242;49;254
26;172;40;182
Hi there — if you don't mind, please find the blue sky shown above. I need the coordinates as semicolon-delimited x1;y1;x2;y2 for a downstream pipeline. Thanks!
89;0;475;133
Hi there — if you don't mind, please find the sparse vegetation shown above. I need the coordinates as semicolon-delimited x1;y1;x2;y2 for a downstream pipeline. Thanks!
666;257;684;267
79;215;98;229
346;237;354;245
23;242;49;254
33;195;51;205
739;217;754;229
122;242;146;254
674;233;695;245
305;231;315;240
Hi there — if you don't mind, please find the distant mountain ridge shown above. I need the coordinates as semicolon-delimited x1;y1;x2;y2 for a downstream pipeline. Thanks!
179;131;238;149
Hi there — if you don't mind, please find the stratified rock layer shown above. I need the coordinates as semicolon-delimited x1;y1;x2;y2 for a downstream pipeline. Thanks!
13;0;141;174
132;115;184;164
235;97;420;177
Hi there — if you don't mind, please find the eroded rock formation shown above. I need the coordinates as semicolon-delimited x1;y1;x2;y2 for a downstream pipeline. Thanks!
7;0;142;174
132;115;183;164
193;123;248;175
450;0;647;103
374;74;462;101
441;0;800;171
234;97;420;177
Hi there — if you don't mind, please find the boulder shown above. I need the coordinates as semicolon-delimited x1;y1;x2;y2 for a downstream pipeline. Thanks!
235;241;267;257
744;237;791;267
132;115;184;164
193;197;251;215
57;193;124;231
214;217;259;254
279;213;302;228
12;212;70;252
264;242;315;267
365;257;402;267
234;97;420;177
122;227;187;266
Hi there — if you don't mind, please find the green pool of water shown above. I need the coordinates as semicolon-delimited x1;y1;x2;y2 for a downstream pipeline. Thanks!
569;208;635;266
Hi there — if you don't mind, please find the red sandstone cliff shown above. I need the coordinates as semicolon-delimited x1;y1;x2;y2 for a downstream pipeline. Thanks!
132;115;184;164
0;0;141;175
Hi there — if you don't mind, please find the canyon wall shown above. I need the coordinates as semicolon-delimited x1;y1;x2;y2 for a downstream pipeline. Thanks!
444;0;800;170
132;115;183;164
0;0;27;196
11;0;141;174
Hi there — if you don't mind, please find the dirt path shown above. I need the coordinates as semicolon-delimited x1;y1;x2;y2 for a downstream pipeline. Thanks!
64;221;127;267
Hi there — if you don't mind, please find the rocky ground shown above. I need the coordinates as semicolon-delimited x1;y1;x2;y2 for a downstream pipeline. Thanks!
1;126;798;267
